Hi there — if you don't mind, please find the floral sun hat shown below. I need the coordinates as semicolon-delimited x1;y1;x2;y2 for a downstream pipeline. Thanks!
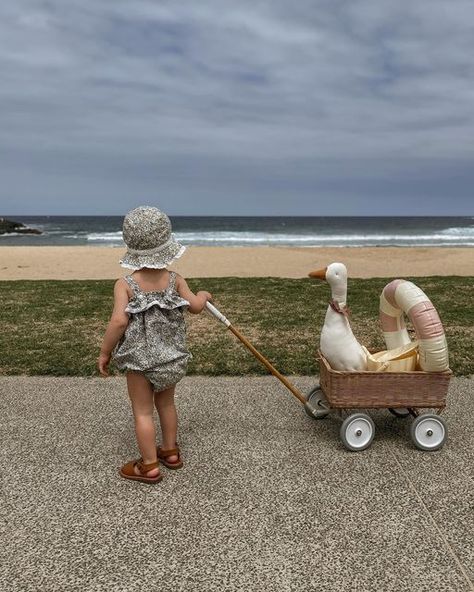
119;206;186;270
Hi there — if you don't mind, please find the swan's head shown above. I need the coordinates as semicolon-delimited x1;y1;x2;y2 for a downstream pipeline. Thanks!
325;262;347;288
308;262;348;290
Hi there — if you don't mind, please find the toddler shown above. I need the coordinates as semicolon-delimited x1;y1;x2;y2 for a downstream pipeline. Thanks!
98;206;212;483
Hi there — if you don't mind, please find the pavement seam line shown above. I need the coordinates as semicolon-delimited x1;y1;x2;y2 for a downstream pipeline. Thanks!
388;446;474;590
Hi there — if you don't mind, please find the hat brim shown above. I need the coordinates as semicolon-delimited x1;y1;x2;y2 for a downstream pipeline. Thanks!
119;239;186;270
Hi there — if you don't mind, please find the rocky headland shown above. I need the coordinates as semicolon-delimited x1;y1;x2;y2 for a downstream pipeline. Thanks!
0;217;42;235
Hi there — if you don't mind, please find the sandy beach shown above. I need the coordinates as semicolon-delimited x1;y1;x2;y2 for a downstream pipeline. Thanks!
0;245;472;279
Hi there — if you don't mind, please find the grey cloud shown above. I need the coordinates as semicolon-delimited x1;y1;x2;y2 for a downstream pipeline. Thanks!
0;1;473;214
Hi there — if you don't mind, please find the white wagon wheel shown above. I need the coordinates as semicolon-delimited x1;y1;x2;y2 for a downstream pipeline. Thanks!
340;413;375;451
304;385;330;420
410;414;447;451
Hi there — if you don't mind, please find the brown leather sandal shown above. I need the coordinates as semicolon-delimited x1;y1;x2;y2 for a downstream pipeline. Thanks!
119;459;163;484
157;445;183;470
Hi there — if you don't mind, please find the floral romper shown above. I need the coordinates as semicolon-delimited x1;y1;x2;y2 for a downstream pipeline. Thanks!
112;272;192;391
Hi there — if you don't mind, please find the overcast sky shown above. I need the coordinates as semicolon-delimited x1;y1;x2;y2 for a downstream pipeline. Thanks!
1;1;473;215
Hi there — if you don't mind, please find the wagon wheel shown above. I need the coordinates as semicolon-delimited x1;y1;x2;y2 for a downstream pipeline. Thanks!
340;413;375;451
388;408;410;418
304;385;330;420
410;414;447;451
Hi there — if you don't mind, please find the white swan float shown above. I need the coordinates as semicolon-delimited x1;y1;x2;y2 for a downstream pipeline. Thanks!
380;279;449;372
309;262;367;371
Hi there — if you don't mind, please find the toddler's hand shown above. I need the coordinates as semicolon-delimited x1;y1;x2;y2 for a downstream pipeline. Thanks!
198;291;213;302
98;352;111;377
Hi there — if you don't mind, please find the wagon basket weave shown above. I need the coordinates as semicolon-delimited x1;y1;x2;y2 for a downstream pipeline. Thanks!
318;352;451;409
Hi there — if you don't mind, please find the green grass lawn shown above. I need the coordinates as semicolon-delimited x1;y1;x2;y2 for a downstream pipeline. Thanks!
1;277;473;376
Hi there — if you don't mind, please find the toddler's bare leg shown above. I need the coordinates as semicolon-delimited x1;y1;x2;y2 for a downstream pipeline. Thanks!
154;385;179;463
126;372;159;476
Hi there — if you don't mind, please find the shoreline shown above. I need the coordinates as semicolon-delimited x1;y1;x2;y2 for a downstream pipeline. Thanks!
0;245;472;279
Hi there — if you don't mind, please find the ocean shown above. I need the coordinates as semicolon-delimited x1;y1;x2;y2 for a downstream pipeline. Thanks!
1;216;474;247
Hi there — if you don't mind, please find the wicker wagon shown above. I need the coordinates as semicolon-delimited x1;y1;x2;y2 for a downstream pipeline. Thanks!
206;303;452;453
304;351;452;451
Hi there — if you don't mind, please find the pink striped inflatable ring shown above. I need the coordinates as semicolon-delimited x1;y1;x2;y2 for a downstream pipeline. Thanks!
379;280;449;372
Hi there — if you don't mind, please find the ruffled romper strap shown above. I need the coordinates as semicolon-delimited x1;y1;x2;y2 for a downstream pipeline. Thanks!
124;275;141;296
167;271;177;292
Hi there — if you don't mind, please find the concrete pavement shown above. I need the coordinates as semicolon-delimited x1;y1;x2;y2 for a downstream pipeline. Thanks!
0;375;473;591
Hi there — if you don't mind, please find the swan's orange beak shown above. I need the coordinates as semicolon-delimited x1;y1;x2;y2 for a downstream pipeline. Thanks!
308;267;327;280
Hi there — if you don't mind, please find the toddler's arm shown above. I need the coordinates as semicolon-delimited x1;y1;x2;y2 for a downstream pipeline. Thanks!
176;274;212;314
98;279;130;376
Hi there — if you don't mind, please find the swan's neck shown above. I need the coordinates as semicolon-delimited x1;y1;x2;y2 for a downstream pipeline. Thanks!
331;284;347;307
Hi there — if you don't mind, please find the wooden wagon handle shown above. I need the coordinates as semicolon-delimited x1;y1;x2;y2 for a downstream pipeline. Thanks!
205;302;307;405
